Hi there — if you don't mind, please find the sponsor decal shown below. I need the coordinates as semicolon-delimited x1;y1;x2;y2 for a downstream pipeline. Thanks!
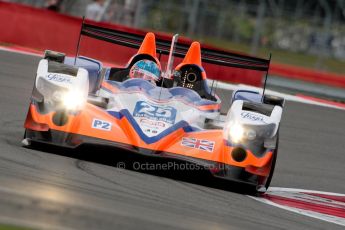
181;137;215;152
241;111;266;123
137;118;169;137
133;101;177;124
139;118;166;128
250;187;345;227
92;119;112;131
46;73;72;84
144;128;158;135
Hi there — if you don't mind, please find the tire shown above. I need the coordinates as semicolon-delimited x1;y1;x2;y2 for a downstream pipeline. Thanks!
264;133;279;190
22;129;32;147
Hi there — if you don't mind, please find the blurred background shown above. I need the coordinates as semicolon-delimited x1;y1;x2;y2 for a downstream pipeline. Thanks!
3;0;345;102
8;0;345;74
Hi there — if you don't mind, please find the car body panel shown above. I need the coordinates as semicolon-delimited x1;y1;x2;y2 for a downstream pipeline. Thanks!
23;23;281;191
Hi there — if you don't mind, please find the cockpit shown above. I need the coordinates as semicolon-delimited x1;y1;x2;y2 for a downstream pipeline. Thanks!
105;33;218;102
173;64;216;101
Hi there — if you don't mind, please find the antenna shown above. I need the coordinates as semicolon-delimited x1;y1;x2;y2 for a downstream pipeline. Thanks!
74;17;85;66
214;80;219;97
210;80;215;96
159;34;179;100
164;34;179;79
261;53;271;102
158;50;162;61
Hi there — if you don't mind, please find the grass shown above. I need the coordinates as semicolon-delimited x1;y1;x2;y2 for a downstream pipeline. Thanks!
0;224;33;230
201;37;345;75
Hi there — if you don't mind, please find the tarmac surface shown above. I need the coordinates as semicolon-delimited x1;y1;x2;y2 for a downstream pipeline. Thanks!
0;50;344;229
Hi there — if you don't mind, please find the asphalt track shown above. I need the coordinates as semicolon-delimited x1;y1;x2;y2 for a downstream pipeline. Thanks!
0;50;344;230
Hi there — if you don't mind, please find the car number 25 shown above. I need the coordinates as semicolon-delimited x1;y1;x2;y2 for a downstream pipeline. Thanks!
138;102;172;118
133;101;177;124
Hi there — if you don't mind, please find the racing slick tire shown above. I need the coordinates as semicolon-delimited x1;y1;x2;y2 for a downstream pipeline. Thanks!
264;133;279;190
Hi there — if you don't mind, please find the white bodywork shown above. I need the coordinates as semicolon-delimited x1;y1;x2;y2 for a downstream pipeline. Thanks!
223;98;283;145
100;82;220;137
226;100;282;137
35;59;89;109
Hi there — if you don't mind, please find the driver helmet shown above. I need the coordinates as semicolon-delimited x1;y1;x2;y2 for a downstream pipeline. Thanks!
129;59;161;84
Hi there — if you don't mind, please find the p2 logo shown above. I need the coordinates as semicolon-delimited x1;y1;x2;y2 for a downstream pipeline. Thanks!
92;119;112;131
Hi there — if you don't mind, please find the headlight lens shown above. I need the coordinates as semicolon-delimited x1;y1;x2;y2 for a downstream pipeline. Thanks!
228;123;245;143
62;90;86;110
246;129;257;140
225;121;276;144
226;122;257;143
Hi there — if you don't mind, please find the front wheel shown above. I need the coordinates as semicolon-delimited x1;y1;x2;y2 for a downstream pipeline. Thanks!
264;134;279;190
22;129;31;147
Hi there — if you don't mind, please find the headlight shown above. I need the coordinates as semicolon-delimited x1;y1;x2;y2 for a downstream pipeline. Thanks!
246;129;257;140
225;122;257;143
62;90;86;110
228;123;245;143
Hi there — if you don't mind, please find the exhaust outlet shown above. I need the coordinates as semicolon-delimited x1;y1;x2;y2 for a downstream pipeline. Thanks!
231;147;247;162
52;111;69;126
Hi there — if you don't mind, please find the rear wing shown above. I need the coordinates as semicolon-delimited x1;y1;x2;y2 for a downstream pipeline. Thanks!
78;22;271;72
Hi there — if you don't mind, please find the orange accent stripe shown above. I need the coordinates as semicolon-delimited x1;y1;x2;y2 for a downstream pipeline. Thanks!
201;71;207;80
197;103;220;111
24;106;49;131
101;81;118;93
245;160;272;177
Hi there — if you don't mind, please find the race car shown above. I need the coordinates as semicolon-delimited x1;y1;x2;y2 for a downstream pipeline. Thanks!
23;22;284;193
